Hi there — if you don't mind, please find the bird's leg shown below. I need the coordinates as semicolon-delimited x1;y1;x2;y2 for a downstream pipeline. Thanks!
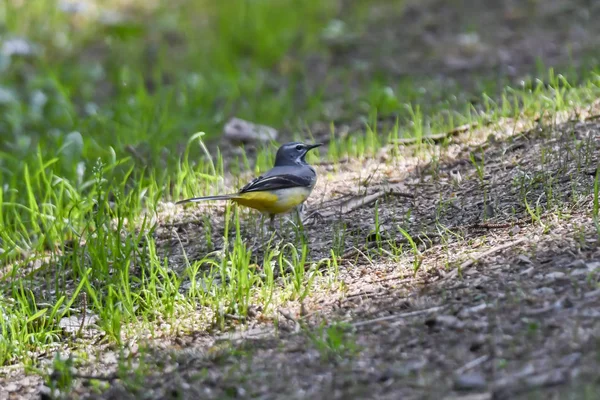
294;207;303;227
269;214;275;231
301;207;325;226
250;214;279;253
267;214;285;242
256;213;266;247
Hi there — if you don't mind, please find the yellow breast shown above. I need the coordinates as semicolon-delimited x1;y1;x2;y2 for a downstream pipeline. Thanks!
233;186;313;214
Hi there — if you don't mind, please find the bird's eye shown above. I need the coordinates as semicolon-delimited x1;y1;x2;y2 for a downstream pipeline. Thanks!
295;144;303;151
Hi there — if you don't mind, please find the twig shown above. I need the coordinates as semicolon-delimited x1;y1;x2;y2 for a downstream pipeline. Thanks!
391;133;450;144
444;238;527;281
224;313;246;321
343;289;381;300
322;190;386;218
341;231;438;260
456;355;489;375
492;369;567;399
585;113;600;121
372;276;414;284
341;241;381;259
314;157;350;166
72;372;118;382
124;144;147;164
278;308;301;333
352;305;445;328
465;222;514;230
391;122;481;145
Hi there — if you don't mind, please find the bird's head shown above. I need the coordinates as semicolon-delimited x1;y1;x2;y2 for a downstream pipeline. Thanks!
274;142;322;166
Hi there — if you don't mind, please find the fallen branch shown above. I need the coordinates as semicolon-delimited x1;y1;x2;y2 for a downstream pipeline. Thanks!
341;231;439;260
224;313;246;321
456;355;489;375
372;276;414;284
352;305;445;328
318;184;412;219
322;190;386;218
391;122;483;146
278;308;301;333
72;373;118;382
391;132;451;144
492;369;567;399
444;238;527;281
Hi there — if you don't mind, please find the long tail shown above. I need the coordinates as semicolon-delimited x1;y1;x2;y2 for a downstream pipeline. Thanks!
175;194;239;205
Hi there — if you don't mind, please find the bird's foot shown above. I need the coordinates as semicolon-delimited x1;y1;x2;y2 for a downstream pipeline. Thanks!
302;210;325;226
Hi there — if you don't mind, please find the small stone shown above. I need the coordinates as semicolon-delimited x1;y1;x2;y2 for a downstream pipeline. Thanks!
39;385;54;400
101;351;118;364
545;271;566;281
458;303;488;317
559;352;581;368
509;225;521;236
570;269;589;277
532;287;554;296
553;297;573;310
454;372;487;391
516;254;532;264
584;289;600;299
520;267;535;276
6;382;19;392
586;261;600;272
59;313;98;334
223;117;278;144
431;315;465;330
566;259;586;269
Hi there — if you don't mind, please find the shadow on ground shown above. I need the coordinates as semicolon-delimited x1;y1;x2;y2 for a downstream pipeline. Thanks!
72;112;600;400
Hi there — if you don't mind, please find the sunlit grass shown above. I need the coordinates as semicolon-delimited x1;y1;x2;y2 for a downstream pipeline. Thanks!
2;0;600;371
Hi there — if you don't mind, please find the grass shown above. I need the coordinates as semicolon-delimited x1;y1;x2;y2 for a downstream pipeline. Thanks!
306;321;359;363
2;0;600;389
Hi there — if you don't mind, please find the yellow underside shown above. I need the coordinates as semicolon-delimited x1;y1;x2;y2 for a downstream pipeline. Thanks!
232;187;311;215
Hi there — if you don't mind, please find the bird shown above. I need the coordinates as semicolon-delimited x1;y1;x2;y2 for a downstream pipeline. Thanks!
176;142;322;229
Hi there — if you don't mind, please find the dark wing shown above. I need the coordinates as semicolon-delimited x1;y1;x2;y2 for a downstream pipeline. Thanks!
240;174;312;193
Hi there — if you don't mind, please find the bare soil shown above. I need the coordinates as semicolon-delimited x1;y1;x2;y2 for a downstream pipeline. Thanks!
4;0;600;399
8;105;597;400
297;0;600;134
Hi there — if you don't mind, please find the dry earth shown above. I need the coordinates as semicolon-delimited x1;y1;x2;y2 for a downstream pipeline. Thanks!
4;0;600;398
298;0;600;128
4;108;598;400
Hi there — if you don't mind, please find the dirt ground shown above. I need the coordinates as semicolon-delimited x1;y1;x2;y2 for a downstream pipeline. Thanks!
4;0;600;399
5;104;600;400
298;0;600;131
83;107;600;400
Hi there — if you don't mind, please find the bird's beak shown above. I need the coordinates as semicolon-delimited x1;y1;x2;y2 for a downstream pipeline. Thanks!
307;143;323;150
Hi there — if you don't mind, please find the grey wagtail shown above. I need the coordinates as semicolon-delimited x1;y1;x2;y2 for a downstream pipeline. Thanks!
176;142;322;229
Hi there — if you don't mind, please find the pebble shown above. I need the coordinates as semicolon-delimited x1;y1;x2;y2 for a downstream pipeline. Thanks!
586;261;600;272
5;382;19;392
570;269;589;277
458;303;488;317
532;287;555;296
516;254;532;264
544;271;566;280
567;259;586;269
430;315;465;330
223;117;278;144
454;372;487;391
520;267;535;276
